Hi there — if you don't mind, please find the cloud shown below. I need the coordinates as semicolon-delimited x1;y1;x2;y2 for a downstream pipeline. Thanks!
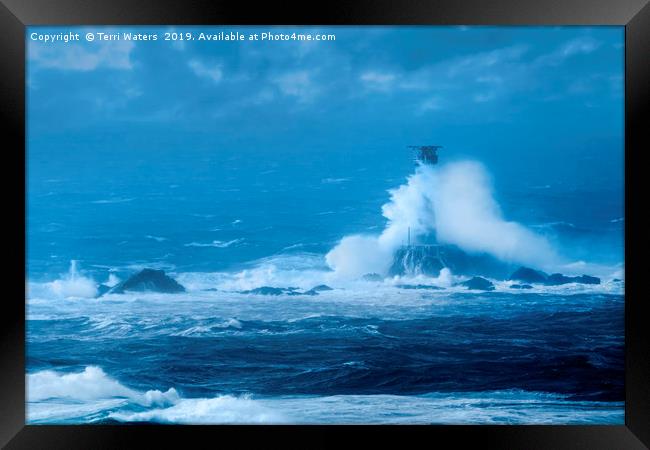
535;36;601;67
272;70;317;102
359;71;397;91
188;59;223;83
29;39;135;71
447;45;528;77
356;45;528;107
418;96;443;112
165;28;187;51
473;92;497;103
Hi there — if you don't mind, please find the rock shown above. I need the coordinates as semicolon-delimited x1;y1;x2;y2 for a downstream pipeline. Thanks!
574;275;600;285
390;244;513;279
508;267;548;284
240;286;319;296
301;289;320;296
362;273;384;282
546;273;573;285
240;286;286;296
460;276;495;291
108;269;185;294
395;284;444;290
95;284;112;297
390;246;444;277
508;266;600;286
510;284;533;290
310;284;333;291
546;273;600;285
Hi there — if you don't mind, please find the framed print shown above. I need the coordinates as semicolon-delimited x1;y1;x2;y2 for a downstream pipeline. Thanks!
1;0;648;448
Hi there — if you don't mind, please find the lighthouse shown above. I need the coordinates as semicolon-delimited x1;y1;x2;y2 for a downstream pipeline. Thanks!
407;145;443;165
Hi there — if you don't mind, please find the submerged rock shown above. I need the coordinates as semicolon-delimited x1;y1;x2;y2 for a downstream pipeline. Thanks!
510;284;533;290
395;284;444;290
508;267;600;286
362;273;384;282
108;269;185;294
240;286;319;296
546;273;600;285
310;284;334;292
240;286;287;296
508;267;548;284
460;277;495;291
573;274;600;285
301;289;321;296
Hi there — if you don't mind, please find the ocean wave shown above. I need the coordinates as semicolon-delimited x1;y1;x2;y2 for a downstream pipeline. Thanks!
27;366;284;424
27;366;623;425
110;395;286;424
184;238;244;248
90;197;135;204
170;318;243;337
145;235;168;242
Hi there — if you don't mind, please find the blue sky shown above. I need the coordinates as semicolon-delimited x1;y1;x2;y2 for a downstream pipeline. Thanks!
27;26;624;190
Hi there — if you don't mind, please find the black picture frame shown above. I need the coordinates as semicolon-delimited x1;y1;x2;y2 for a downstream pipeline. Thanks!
1;0;648;448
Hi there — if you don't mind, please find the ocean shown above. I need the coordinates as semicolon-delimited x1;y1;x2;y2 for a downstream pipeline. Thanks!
26;154;625;424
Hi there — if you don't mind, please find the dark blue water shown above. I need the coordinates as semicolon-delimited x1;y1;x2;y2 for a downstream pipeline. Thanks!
28;296;623;400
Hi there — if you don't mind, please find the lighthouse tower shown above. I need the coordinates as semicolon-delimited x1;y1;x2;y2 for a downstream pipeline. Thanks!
408;145;443;165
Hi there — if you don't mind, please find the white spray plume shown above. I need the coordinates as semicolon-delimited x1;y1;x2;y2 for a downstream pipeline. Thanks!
326;160;557;278
48;260;98;298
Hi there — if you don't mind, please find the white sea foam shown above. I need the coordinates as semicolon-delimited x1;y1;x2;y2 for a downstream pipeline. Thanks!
110;395;287;424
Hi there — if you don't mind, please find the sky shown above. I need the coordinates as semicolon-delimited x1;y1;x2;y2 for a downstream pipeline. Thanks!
27;25;624;191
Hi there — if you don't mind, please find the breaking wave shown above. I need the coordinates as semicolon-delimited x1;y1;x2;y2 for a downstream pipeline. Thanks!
27;366;622;425
326;161;558;278
45;261;98;299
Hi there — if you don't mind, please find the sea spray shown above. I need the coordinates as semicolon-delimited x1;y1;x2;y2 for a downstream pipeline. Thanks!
47;260;98;298
326;161;558;278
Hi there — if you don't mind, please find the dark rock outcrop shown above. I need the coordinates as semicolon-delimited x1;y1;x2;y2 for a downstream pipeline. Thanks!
390;244;513;279
460;276;495;291
301;289;321;296
508;267;548;284
310;284;333;292
390;246;444;277
574;274;601;285
240;287;290;296
546;273;600;285
510;284;533;290
108;269;185;294
508;267;600;286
